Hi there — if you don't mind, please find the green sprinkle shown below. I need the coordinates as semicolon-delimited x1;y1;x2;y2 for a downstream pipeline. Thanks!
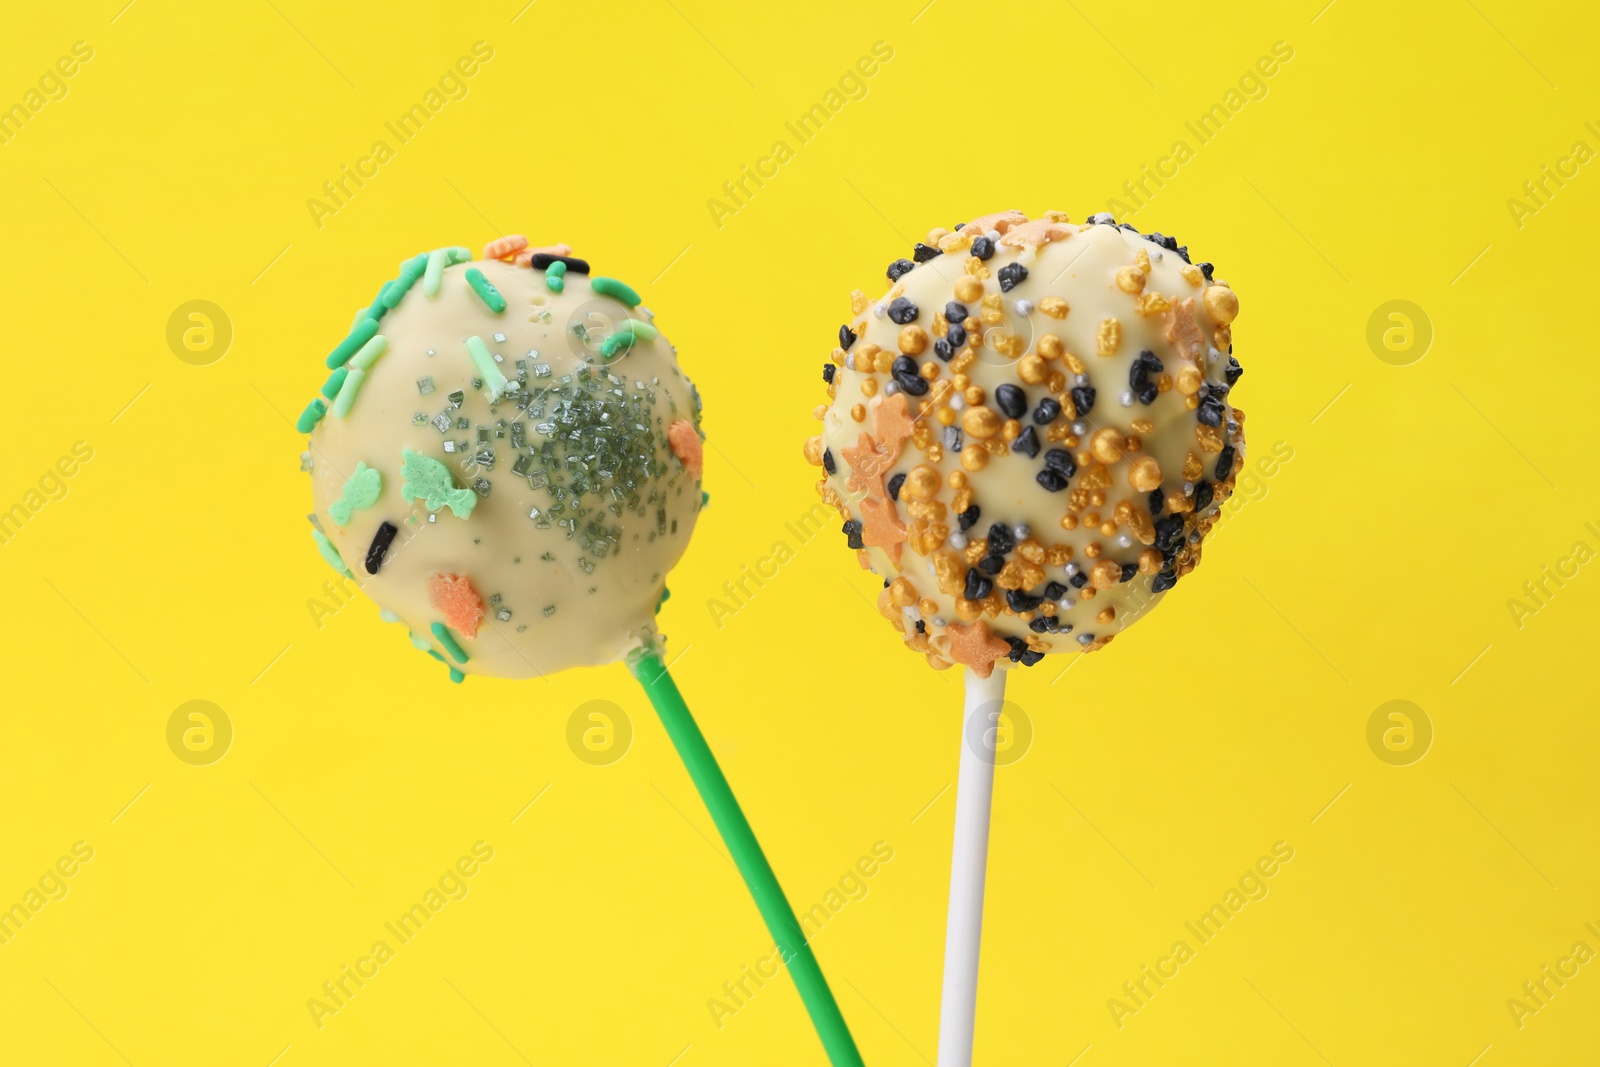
331;366;366;418
362;286;391;323
431;622;469;663
548;260;567;277
326;316;379;368
655;584;671;615
464;335;509;400
349;334;389;370
422;249;448;297
445;246;473;265
399;252;428;274
599;332;635;360
312;528;353;578
409;631;432;651
621;318;659;342
329;461;382;525
320;367;349;400
591;276;641;307
296;397;328;433
449;667;464;683
383;266;423;308
544;267;564;293
701;490;710;508
401;448;477;518
464;267;506;313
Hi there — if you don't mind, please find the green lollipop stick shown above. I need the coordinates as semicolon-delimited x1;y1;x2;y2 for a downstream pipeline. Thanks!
629;649;864;1067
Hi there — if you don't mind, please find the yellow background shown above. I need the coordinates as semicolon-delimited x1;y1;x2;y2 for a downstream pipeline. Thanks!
1;0;1596;1063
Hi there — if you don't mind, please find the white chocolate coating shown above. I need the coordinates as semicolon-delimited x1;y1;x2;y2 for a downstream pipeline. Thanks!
810;213;1245;675
307;255;703;679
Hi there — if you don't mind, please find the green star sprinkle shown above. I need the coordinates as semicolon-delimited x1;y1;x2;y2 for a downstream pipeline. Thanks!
400;448;476;518
329;461;382;526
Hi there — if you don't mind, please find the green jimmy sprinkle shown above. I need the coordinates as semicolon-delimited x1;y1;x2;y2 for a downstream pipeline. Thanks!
465;335;509;400
349;334;388;370
431;622;470;663
312;528;353;578
464;267;507;313
591;276;641;307
320;367;348;400
296;397;328;433
422;249;448;297
330;366;367;419
544;263;564;293
325;316;379;368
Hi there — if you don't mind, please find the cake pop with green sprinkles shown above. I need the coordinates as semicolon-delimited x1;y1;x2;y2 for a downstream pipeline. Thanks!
301;234;705;680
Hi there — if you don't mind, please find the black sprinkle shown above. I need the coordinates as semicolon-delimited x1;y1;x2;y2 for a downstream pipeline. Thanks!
957;505;981;531
1193;481;1214;511
946;323;967;348
1019;649;1045;667
971;236;995;260
1033;397;1061;424
1199;261;1215;281
1036;468;1070;492
887;297;919;325
913;242;943;263
529;253;589;274
994;384;1026;420
1154;514;1185;552
1120;562;1139;582
1006;589;1043;612
1005;636;1028;662
1029;617;1054;634
365;521;398;575
1197;394;1225;427
839;324;856;350
933;338;954;362
1152;569;1178;593
1043;581;1068;601
822;449;836;474
944;301;968;325
1013;424;1040;458
1130;350;1163;405
1214;445;1236;481
1043;449;1077;477
891;355;929;396
842;520;864;550
997;262;1028;292
887;258;916;282
822;363;836;384
1069;385;1096;417
915;619;927;633
986;522;1015;556
1069;571;1089;589
1149;488;1165;516
887;472;906;500
1224;355;1244;386
964;569;994;601
978;555;1005;575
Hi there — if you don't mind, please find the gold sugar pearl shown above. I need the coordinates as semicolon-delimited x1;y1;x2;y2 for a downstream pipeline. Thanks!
803;436;823;466
875;350;894;374
1089;490;1106;507
1090;428;1126;464
1097;606;1116;624
861;378;878;397
889;578;917;606
936;406;957;426
1037;335;1064;360
813;404;828;419
851;403;866;422
954;276;983;302
1125;435;1142;451
1099;521;1116;536
899;326;929;355
1060;514;1079;530
902;465;941;500
1001;419;1021;441
1083;512;1099;525
948;470;967;488
1018;355;1048;384
920;361;940;381
1176;364;1203;395
1075;451;1092;468
964;385;986;405
919;597;939;616
962;407;1001;438
1203;285;1239;325
961;447;989;471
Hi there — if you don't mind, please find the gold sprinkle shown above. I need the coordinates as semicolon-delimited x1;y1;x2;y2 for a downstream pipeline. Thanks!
889;577;917;606
850;403;866;423
1179;264;1203;287
1037;334;1064;360
1130;418;1154;434
1060;514;1078;531
1203;285;1239;325
1195;423;1224;453
899;325;929;355
1135;291;1170;316
936;406;957;426
1039;296;1069;319
1018;355;1048;384
1096;606;1116;624
960;447;989;471
1176;364;1203;395
1089;427;1125;464
962;407;1001;438
964;385;986;405
954;276;983;302
1128;455;1163;491
851;289;868;314
1096;318;1121;356
902;465;941;500
1182;452;1203;480
875;350;894;374
920;360;940;381
1090;559;1121;588
861;378;878;397
1115;266;1146;294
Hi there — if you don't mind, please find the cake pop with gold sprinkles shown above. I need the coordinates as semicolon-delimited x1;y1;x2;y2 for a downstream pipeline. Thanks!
808;210;1244;676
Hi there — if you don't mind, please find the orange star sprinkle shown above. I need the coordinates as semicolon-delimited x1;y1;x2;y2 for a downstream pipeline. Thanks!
944;620;1011;679
965;209;1029;235
998;219;1075;249
872;393;917;462
427;573;485;639
1164;296;1205;362
858;494;907;566
841;432;893;499
667;419;703;479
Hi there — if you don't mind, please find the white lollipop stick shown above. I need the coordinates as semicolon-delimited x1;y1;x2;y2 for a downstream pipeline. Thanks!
937;666;1007;1066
